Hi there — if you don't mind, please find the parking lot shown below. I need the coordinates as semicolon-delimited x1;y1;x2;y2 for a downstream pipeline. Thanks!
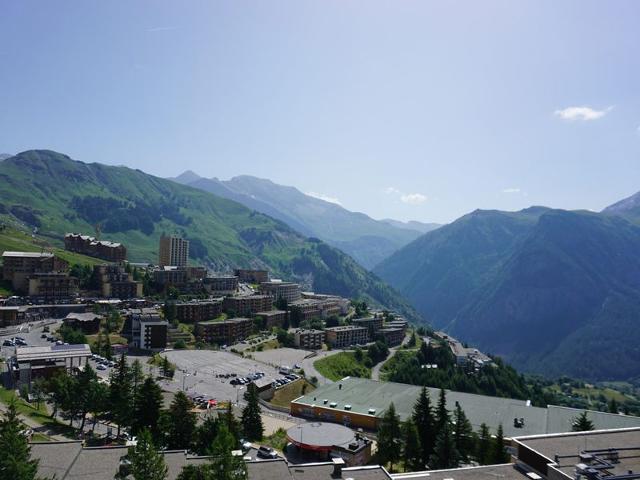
162;350;282;403
249;348;312;370
0;320;63;359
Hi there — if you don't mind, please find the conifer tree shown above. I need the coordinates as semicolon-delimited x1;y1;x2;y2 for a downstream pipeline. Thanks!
241;384;264;441
412;386;436;465
476;423;491;465
490;424;509;464
128;429;168;480
429;418;459;469
572;412;594;432
452;403;474;462
401;420;422;471
0;401;41;480
133;376;163;439
435;388;449;432
109;353;132;437
165;391;197;450
209;423;248;480
377;403;402;472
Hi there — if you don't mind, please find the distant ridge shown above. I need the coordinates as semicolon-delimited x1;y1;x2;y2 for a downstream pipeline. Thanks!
171;171;440;269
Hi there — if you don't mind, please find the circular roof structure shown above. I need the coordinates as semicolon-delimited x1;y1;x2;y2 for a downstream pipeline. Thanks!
286;422;356;452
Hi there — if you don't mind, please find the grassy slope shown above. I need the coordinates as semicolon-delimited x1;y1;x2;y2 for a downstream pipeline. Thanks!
314;352;371;381
0;150;421;322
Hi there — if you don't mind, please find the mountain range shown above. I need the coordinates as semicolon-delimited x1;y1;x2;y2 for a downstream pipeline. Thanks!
375;199;640;381
169;171;439;269
0;150;421;322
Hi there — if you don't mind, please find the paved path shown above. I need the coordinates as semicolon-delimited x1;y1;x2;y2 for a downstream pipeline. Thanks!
301;350;342;386
371;333;412;381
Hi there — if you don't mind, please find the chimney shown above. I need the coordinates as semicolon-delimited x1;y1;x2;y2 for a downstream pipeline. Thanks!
332;457;345;476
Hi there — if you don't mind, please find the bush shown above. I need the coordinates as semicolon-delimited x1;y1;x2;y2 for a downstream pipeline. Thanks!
174;339;187;349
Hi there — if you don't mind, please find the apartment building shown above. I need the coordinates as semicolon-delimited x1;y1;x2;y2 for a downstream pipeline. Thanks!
255;309;287;328
289;299;322;322
233;269;269;284
259;281;302;303
302;292;350;315
93;264;143;299
2;251;69;292
203;275;239;295
153;266;206;291
158;236;189;267
64;233;127;262
379;328;404;347
196;317;253;345
352;317;383;339
125;311;168;351
325;326;368;348
28;273;79;300
222;295;272;316
63;312;102;334
294;329;325;350
175;299;223;323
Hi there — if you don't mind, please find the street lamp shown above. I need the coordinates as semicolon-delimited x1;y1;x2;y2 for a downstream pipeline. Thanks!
182;370;191;391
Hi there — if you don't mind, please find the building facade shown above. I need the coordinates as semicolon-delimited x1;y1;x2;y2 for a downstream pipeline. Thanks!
64;233;127;262
255;310;287;329
175;300;223;323
28;273;79;301
195;317;253;345
259;281;302;303
222;295;273;316
2;251;69;292
294;329;325;350
233;269;269;284
203;275;239;295
158;236;189;267
325;326;369;348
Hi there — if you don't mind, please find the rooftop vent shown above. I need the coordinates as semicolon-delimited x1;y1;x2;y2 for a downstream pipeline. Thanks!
323;399;328;404
368;408;376;415
330;402;337;408
344;405;352;410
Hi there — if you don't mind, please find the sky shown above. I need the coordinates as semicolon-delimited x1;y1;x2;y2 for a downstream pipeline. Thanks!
1;1;639;224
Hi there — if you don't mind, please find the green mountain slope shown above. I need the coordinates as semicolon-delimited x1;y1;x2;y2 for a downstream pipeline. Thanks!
375;207;640;380
175;173;438;269
0;150;421;322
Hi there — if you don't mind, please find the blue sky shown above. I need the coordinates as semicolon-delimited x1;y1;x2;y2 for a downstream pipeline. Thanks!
1;1;639;224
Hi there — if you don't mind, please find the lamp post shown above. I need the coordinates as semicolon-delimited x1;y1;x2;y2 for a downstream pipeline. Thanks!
182;370;191;391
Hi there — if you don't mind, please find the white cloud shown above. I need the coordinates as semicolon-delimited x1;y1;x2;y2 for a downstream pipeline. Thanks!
554;106;613;121
400;193;428;205
384;186;401;195
306;191;342;205
502;188;521;194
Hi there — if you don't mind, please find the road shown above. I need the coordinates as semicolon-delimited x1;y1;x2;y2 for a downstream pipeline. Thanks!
371;333;412;381
300;350;342;386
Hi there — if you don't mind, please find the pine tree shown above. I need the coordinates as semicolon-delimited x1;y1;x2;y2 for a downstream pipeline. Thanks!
0;401;41;480
209;423;248;480
241;384;264;441
429;418;459;469
130;360;145;398
476;423;491;465
166;391;196;450
490;424;509;464
194;416;221;456
377;403;402;472
412;386;436;465
221;403;241;444
133;376;163;439
109;353;132;437
435;388;449;432
401;420;422;471
572;412;595;432
128;429;168;480
608;398;619;414
452;403;474;462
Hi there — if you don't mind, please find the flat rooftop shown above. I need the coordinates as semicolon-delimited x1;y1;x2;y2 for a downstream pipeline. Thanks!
287;422;355;449
292;377;640;437
390;464;527;480
198;317;251;325
16;344;92;362
2;251;53;258
515;428;640;479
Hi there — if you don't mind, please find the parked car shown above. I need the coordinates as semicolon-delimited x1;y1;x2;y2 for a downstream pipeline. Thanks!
257;446;277;459
240;439;252;451
2;340;14;347
96;364;107;371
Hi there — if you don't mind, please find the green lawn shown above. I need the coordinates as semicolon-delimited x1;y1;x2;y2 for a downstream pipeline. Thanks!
0;387;75;438
262;427;288;452
314;352;371;382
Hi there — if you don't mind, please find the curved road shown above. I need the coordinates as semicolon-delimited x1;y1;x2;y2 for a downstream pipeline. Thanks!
371;333;412;381
301;350;342;386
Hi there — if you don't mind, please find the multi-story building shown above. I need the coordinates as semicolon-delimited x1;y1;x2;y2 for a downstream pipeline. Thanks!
64;234;127;262
195;317;253;345
233;269;269;284
222;295;272;316
2;251;69;292
302;292;350;315
28;273;79;301
158;236;189;267
259;281;302;303
203;275;239;295
378;328;404;347
175;299;223;323
125;311;168;351
63;312;102;334
294;329;325;350
255;310;287;329
352;317;383;339
93;264;143;299
325;326;369;348
289;299;322;323
153;266;206;292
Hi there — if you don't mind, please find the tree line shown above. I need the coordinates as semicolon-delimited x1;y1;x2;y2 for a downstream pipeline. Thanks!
376;387;509;473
